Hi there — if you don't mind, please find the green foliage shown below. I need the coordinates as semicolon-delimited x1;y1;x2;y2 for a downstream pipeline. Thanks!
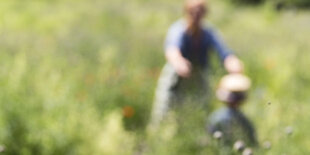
228;0;264;5
279;0;310;7
0;0;310;154
227;0;310;7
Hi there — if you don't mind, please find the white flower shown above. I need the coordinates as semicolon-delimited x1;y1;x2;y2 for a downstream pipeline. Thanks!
233;140;245;152
242;148;253;155
213;131;223;140
263;141;271;149
285;126;293;135
0;145;5;152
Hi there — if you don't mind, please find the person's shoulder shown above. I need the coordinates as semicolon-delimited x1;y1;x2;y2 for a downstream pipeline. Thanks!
209;107;231;123
201;20;211;29
202;21;217;34
168;19;187;33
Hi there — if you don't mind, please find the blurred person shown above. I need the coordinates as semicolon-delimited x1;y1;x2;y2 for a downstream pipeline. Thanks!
150;0;243;129
208;74;257;146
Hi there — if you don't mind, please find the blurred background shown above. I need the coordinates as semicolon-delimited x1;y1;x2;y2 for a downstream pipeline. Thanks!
0;0;310;154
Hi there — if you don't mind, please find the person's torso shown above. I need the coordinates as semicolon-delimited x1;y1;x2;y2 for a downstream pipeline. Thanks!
172;20;213;67
209;107;256;145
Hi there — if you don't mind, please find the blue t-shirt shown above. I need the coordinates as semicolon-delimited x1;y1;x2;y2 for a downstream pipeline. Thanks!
165;20;232;67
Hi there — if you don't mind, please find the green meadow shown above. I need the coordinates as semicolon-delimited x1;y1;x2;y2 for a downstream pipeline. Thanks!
0;0;309;154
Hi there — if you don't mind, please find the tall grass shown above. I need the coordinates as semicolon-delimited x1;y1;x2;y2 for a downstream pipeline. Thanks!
0;0;309;154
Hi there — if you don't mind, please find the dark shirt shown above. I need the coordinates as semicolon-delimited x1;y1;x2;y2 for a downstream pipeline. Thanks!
208;107;257;146
165;20;232;67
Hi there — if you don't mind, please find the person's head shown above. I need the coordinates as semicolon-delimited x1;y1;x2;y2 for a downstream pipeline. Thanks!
184;0;207;27
216;74;251;108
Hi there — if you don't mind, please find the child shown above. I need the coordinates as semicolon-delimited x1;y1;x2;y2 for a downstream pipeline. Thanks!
208;74;257;146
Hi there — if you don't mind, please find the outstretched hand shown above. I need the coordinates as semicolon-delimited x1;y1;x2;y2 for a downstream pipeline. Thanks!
165;47;192;78
175;58;192;78
224;55;244;73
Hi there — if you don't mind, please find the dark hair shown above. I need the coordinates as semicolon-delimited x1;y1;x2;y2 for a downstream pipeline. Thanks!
227;92;247;103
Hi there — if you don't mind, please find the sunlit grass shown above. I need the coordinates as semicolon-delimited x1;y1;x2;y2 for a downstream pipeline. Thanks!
0;0;309;154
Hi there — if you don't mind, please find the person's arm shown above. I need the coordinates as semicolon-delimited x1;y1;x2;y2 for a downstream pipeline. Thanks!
165;47;192;78
208;29;244;73
224;55;244;73
165;22;192;78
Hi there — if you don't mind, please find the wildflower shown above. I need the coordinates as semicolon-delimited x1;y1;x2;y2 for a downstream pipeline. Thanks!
233;140;245;152
263;141;271;149
242;148;253;155
285;126;293;135
0;145;5;152
122;106;135;118
213;131;223;140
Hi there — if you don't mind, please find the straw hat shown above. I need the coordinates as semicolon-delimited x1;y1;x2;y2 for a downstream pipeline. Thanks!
216;74;251;102
219;74;251;92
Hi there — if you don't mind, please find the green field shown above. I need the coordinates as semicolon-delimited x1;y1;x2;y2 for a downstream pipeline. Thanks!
0;0;310;154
